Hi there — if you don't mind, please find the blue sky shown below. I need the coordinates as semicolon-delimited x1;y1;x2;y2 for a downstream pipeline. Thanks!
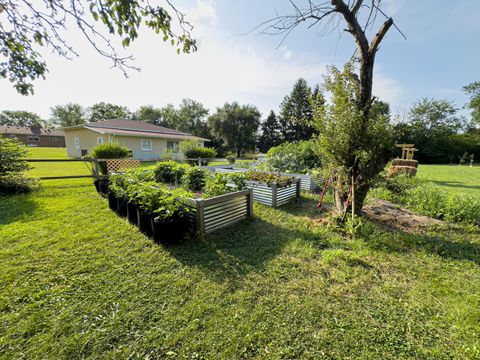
1;0;479;120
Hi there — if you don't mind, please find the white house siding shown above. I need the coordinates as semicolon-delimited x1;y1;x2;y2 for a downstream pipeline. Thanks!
64;128;99;157
65;128;205;160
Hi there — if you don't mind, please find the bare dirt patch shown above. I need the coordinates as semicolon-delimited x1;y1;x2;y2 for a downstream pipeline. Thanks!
363;199;446;233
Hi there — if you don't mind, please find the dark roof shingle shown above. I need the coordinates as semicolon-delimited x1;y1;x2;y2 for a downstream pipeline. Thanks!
0;126;64;136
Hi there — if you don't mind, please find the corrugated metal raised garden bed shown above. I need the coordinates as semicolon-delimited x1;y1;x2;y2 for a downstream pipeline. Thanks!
185;189;253;236
214;166;320;193
105;165;254;242
245;179;300;208
214;168;301;208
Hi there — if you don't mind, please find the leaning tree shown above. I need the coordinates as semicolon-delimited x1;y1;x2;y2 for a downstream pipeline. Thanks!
258;0;404;215
0;0;196;95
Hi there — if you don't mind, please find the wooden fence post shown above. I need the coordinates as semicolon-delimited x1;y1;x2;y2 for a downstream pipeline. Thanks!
198;157;202;166
94;159;100;179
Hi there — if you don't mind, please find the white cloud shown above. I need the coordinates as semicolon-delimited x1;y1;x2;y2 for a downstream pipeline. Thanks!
373;72;405;106
0;0;404;119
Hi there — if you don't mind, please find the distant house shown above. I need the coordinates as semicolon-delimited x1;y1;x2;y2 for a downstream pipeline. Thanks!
0;125;65;147
63;119;209;159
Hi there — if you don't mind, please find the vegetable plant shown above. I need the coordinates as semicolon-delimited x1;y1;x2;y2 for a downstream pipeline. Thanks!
182;167;209;191
203;172;246;198
154;161;189;184
244;170;295;187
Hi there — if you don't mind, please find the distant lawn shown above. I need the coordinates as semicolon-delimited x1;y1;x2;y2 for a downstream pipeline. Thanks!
417;164;480;197
27;146;70;159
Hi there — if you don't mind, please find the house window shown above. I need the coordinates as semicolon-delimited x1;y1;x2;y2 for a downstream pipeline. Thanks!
97;137;104;144
74;137;80;149
141;139;152;151
49;136;57;141
28;136;40;141
167;141;179;152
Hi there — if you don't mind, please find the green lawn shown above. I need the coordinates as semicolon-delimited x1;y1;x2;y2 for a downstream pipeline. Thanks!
1;167;480;357
24;147;91;179
27;146;70;159
417;164;480;197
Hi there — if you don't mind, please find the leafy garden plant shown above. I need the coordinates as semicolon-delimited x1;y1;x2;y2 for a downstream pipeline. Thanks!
244;170;295;188
154;161;189;184
182;167;209;191
260;140;321;174
203;173;246;198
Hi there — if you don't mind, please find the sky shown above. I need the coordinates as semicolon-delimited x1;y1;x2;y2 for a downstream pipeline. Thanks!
1;0;479;121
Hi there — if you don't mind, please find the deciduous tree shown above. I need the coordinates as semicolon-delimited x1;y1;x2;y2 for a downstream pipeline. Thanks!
50;103;86;127
0;0;196;95
463;81;480;125
0;110;45;127
258;0;401;214
209;103;260;156
88;102;131;122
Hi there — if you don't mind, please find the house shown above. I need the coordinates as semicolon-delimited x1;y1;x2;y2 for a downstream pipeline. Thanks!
63;119;209;159
0;125;65;147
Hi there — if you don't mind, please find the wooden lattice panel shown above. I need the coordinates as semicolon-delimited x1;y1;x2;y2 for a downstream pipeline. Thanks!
106;159;140;174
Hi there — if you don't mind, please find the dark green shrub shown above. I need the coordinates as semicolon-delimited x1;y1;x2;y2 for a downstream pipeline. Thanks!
180;141;217;165
182;167;209;191
260;140;321;174
0;138;38;195
226;155;236;164
0;138;29;174
0;173;39;195
90;143;130;175
154;161;189;184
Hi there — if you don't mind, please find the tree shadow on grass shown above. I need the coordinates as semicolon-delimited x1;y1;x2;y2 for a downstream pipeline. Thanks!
430;180;480;193
0;194;38;225
365;224;480;266
165;215;329;287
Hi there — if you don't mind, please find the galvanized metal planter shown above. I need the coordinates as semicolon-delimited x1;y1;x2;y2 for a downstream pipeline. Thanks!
245;179;300;208
213;167;320;193
185;189;253;237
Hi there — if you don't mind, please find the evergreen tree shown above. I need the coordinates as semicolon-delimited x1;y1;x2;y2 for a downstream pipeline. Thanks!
279;78;317;141
258;110;282;153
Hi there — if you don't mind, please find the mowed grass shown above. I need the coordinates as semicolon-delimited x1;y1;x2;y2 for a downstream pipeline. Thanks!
27;147;70;159
1;176;480;358
26;147;91;178
417;164;480;197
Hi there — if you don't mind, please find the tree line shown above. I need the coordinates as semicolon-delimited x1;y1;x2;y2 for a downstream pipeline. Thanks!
1;78;479;163
0;78;321;157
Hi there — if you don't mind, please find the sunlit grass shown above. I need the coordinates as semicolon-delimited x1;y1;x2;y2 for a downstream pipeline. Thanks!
417;164;480;196
1;178;480;358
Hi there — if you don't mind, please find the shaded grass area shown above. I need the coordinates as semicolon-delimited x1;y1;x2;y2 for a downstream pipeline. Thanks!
1;181;480;358
417;164;480;196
